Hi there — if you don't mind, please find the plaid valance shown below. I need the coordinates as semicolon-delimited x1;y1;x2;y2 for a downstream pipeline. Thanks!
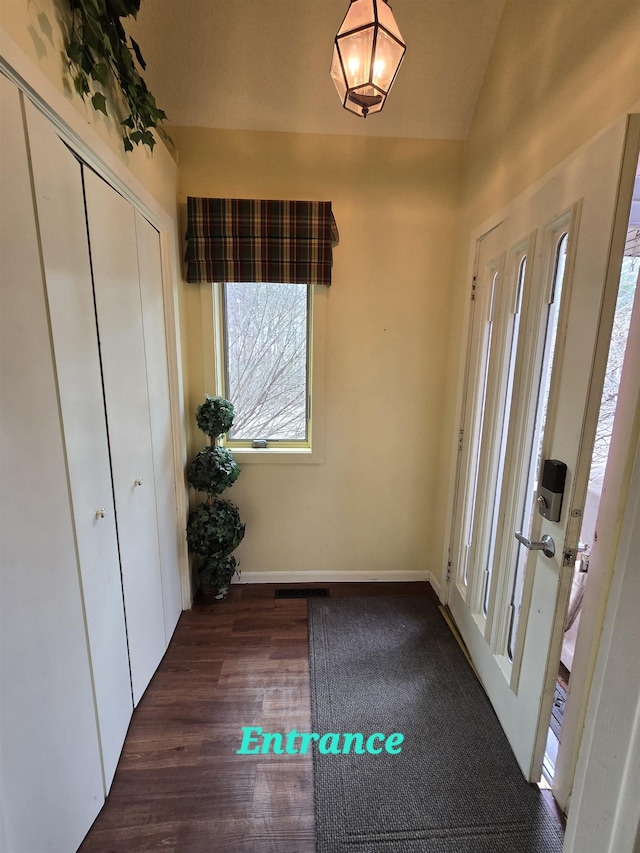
185;197;339;286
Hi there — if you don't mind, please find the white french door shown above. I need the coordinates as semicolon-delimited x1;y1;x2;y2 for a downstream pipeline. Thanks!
448;117;632;781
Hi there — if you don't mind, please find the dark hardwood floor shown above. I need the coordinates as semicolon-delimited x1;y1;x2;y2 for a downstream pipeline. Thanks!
79;581;433;853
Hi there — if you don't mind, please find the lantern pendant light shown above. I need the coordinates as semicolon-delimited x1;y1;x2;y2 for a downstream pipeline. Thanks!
330;0;406;118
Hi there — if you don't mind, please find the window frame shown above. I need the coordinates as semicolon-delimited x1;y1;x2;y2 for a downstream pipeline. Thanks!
206;281;326;464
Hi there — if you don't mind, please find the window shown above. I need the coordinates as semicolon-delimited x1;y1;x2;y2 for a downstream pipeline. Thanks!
185;196;336;461
212;282;325;462
222;282;310;444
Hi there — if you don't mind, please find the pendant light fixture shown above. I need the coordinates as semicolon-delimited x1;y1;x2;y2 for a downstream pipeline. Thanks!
330;0;406;118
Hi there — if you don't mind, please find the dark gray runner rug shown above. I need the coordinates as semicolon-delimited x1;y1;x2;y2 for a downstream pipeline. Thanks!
308;595;564;853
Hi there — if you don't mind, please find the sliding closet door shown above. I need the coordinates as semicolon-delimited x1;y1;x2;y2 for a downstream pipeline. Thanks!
135;212;183;638
24;101;134;789
0;76;104;852
83;169;167;705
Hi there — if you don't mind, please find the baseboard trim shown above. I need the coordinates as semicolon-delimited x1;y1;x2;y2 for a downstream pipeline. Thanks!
232;570;430;585
429;572;443;602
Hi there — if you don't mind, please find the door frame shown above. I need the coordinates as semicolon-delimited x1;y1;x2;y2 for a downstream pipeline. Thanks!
0;28;191;612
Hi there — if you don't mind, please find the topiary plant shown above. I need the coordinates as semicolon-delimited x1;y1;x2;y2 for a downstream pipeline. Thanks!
186;500;245;557
195;395;235;439
186;395;245;599
199;555;238;595
187;446;240;496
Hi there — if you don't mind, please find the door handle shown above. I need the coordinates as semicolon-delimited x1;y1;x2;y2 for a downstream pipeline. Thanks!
515;532;555;558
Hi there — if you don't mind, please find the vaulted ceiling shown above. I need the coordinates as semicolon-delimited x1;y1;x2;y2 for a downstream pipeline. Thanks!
130;0;505;140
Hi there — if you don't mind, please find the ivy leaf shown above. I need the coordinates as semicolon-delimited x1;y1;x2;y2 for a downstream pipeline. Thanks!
120;115;135;129
123;135;134;152
129;37;146;70
91;91;109;115
81;46;95;73
73;73;90;97
84;0;107;16
90;62;109;85
108;0;141;16
67;39;82;64
83;18;105;53
106;0;126;17
141;129;155;149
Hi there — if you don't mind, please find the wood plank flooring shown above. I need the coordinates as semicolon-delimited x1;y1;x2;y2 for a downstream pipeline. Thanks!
79;582;433;853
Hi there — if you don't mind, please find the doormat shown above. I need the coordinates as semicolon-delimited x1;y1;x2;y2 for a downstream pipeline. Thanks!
308;595;565;852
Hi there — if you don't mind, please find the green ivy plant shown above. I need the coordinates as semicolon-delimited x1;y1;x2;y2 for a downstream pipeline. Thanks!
199;555;238;594
187;446;241;496
65;0;167;151
186;396;246;599
196;395;235;439
186;500;246;557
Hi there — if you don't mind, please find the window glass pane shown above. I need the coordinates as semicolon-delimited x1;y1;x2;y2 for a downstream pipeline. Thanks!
223;282;308;441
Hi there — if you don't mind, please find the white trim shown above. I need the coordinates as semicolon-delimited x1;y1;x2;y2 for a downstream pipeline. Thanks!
429;572;443;602
232;570;430;585
0;28;191;610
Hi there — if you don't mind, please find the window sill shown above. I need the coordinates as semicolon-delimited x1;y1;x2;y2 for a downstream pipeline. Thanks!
227;445;323;464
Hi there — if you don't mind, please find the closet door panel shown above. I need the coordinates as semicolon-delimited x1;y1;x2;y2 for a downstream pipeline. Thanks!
25;101;134;789
83;169;167;705
135;211;183;638
0;76;104;852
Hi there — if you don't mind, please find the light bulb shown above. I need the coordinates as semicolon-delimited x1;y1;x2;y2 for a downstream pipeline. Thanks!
348;56;360;77
373;59;385;81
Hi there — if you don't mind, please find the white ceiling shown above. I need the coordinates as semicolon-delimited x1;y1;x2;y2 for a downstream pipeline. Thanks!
129;0;505;140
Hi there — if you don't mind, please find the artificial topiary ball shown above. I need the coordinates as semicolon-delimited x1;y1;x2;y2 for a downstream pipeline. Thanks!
199;554;238;592
187;446;240;495
196;395;235;439
186;500;246;558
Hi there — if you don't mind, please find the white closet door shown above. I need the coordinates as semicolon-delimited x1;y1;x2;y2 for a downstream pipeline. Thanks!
83;168;167;705
135;211;183;639
0;76;104;852
24;101;134;789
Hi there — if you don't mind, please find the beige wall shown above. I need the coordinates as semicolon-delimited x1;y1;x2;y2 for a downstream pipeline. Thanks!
463;0;640;228
435;0;640;588
0;0;177;216
173;125;464;578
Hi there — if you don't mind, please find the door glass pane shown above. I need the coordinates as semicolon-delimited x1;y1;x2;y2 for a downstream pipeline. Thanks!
508;233;568;658
482;256;526;615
